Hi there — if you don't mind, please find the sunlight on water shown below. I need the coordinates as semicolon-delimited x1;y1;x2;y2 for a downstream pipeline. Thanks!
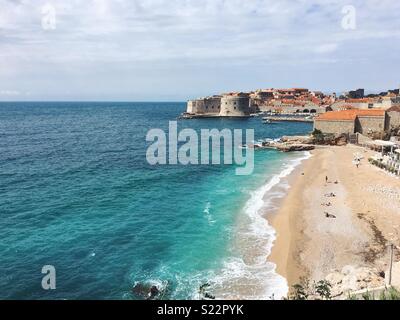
0;102;312;299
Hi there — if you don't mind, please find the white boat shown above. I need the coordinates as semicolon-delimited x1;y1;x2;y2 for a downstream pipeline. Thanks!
263;119;279;124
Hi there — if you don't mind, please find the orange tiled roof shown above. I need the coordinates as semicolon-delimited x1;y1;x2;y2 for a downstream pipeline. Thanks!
280;99;305;105
311;97;321;104
316;109;385;121
293;88;309;91
339;104;357;110
387;105;400;112
345;98;374;103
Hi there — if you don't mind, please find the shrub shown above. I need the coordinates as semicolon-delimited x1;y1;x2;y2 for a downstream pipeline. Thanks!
312;129;323;136
347;287;400;300
288;278;332;300
379;287;400;300
315;280;332;300
290;283;309;300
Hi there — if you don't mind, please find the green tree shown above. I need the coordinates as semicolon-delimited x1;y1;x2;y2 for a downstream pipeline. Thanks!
315;280;332;300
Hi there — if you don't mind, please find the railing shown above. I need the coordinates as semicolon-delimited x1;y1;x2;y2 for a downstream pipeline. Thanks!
369;158;400;176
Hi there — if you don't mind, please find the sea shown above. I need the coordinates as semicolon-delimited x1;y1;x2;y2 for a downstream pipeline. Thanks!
0;102;312;299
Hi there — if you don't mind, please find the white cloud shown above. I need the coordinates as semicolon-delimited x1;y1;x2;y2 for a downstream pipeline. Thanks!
1;0;399;62
315;43;339;54
0;0;399;99
0;90;21;96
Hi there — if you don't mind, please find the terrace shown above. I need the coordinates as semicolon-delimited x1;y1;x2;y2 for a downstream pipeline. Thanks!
367;140;400;176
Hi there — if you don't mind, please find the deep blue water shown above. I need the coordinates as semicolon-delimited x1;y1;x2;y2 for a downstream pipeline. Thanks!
0;102;312;299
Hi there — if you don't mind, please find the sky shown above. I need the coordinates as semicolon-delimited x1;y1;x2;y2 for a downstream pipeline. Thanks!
0;0;399;101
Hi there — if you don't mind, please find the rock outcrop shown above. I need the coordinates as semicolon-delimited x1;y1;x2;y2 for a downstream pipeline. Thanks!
325;266;384;298
333;135;347;146
275;143;315;152
281;135;315;144
261;139;316;152
313;133;349;146
280;134;348;146
259;133;349;153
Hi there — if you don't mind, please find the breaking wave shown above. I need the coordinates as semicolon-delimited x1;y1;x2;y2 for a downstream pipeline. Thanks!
208;151;311;300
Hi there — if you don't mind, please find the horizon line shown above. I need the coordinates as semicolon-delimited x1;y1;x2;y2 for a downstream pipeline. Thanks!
0;100;187;103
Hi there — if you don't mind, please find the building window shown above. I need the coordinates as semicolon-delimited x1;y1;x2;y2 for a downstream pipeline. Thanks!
234;107;237;110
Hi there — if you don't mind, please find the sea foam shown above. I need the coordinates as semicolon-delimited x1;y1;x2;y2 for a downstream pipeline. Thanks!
209;151;311;300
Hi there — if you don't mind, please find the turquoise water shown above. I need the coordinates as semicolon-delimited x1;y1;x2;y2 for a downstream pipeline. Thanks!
0;102;312;299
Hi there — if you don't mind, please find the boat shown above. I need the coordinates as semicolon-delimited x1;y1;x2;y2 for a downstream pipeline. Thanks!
262;119;279;124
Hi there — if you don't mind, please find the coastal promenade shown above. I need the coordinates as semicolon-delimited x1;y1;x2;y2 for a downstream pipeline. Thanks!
268;145;400;297
263;116;314;123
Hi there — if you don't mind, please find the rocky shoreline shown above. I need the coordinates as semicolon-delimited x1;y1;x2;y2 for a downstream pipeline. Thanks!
255;133;348;152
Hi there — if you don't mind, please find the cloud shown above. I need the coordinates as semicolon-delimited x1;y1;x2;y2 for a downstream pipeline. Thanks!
0;0;400;100
2;0;400;62
0;90;21;96
315;43;339;54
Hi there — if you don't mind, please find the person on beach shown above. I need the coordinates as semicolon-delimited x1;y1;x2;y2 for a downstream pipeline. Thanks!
325;212;336;219
325;176;328;183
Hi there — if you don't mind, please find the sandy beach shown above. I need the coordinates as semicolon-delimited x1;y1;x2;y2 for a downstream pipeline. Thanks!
268;145;400;297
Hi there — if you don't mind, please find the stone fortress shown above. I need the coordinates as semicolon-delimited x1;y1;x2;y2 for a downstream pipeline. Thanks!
186;93;254;117
184;88;333;118
220;93;253;117
183;86;400;137
186;95;222;116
